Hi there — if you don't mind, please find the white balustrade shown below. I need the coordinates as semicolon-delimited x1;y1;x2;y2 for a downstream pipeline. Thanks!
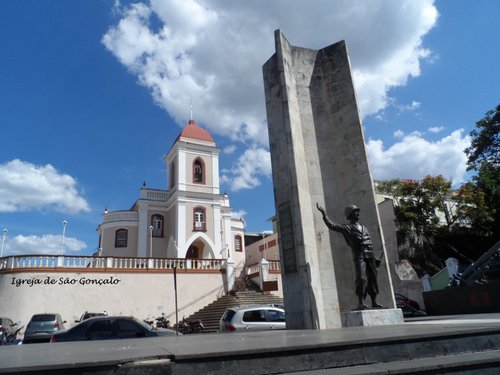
103;211;139;223
0;255;224;272
268;260;281;272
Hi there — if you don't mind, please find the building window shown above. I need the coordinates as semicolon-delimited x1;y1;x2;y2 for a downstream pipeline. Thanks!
193;206;206;231
115;229;128;248
234;235;242;252
151;214;164;237
193;158;205;184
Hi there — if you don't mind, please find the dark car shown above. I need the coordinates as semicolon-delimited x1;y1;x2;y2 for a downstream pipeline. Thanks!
395;293;426;317
0;317;19;345
23;313;66;343
51;316;178;342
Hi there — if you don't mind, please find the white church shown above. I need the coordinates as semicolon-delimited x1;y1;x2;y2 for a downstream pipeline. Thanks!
98;118;246;269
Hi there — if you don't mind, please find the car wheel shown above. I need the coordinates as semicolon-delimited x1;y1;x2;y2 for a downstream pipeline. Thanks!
0;335;6;345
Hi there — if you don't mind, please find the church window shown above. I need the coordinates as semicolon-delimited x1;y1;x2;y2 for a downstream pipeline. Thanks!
115;229;128;248
151;214;164;237
193;206;206;231
193;158;205;184
234;235;242;252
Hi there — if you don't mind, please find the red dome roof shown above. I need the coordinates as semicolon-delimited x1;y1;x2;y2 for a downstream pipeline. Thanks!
179;120;214;142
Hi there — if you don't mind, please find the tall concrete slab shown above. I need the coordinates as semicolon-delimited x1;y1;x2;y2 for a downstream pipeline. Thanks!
263;30;395;329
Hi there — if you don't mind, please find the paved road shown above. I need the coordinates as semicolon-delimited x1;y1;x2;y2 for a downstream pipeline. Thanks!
1;313;500;374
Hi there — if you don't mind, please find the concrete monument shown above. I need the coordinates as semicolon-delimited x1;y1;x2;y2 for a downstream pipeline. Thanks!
263;30;402;329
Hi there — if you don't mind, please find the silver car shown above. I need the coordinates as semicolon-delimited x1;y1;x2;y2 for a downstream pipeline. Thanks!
219;305;286;332
23;313;66;344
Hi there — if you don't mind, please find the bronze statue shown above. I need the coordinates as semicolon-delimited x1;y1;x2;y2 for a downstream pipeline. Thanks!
316;203;382;310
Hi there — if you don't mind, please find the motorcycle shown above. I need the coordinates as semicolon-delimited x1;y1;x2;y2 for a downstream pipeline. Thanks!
175;317;204;334
155;314;171;329
143;317;155;326
6;325;24;345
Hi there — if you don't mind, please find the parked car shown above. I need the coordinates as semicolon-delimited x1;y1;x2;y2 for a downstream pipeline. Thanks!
395;293;426;317
0;317;18;345
23;313;66;344
75;311;108;323
51;316;179;342
219;305;286;332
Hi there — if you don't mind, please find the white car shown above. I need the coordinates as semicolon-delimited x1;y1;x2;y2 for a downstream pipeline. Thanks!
219;305;286;332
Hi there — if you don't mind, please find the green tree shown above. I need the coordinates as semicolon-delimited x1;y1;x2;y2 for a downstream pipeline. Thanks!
376;176;455;275
377;175;453;236
465;103;500;171
465;103;500;240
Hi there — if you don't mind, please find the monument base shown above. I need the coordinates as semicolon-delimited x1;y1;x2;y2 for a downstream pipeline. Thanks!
342;308;404;327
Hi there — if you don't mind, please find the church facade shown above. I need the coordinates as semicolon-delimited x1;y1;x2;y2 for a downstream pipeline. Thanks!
97;119;246;273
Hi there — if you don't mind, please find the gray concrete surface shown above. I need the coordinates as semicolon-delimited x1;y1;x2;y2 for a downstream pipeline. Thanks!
1;314;500;374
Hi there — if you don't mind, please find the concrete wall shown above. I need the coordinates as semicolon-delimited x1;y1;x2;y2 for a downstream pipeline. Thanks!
0;270;226;329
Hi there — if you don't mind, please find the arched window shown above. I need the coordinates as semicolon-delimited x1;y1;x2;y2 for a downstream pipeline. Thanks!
193;158;205;184
115;229;128;248
234;235;242;252
151;214;164;237
193;206;206;231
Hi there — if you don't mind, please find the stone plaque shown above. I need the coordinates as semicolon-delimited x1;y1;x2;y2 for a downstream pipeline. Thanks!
278;203;297;274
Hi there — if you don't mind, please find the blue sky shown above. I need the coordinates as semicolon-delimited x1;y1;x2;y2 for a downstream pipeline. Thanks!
0;0;498;256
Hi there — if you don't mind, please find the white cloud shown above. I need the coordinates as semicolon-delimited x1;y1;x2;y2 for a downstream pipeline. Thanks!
0;159;90;214
103;0;438;189
393;130;405;138
398;100;421;112
4;234;87;256
222;145;237;154
428;126;445;133
231;209;247;222
367;129;471;185
222;146;272;191
103;0;438;136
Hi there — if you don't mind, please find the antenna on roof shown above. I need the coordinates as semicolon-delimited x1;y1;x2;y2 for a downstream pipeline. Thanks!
189;100;193;121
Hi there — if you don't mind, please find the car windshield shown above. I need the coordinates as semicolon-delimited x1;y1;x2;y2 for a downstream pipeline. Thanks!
135;318;155;331
32;314;56;322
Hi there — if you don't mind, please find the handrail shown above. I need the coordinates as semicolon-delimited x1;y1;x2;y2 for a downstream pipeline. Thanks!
163;282;228;320
162;262;246;320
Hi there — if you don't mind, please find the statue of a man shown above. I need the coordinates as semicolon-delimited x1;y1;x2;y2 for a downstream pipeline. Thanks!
316;203;382;310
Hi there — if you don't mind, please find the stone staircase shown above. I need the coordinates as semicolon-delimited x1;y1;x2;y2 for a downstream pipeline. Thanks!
185;291;284;333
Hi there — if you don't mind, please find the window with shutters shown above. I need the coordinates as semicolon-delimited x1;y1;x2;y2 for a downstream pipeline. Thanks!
193;207;206;231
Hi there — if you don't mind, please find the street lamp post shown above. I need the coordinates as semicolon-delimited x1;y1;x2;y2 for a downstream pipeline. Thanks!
61;220;68;255
1;228;7;258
